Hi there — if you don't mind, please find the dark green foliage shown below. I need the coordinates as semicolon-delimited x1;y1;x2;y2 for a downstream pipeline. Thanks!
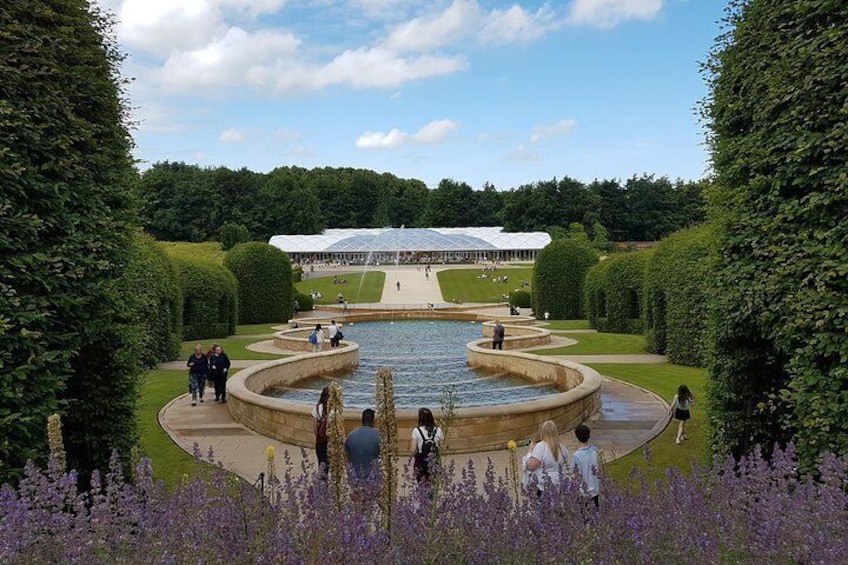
643;225;716;366
171;256;238;340
137;164;704;242
532;240;598;320
292;266;303;283
293;292;314;313
508;290;532;308
585;252;649;334
0;0;140;482
224;242;292;324
703;0;848;465
124;234;182;366
219;222;250;251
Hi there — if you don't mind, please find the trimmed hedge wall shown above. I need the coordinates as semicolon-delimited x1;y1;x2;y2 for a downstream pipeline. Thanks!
643;224;716;366
224;242;292;324
126;234;183;366
532;239;598;319
293;292;314;313
585;251;649;334
509;290;532;309
170;256;238;340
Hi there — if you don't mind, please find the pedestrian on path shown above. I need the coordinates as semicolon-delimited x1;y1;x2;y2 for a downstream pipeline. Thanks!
669;385;695;445
310;324;324;352
312;387;330;475
396;280;401;291
345;409;381;479
186;344;209;406
328;320;340;348
522;420;569;497
411;407;443;485
572;424;600;509
209;344;231;403
492;320;505;350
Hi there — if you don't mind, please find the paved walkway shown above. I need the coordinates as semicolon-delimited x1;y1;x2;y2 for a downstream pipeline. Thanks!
160;375;669;486
381;265;445;305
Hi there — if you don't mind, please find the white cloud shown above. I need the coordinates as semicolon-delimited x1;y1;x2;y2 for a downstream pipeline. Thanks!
505;144;541;161
356;119;459;149
383;0;481;53
272;128;302;142
410;119;459;143
289;146;317;158
219;128;246;142
567;0;663;29
530;118;576;143
480;4;559;44
356;128;407;149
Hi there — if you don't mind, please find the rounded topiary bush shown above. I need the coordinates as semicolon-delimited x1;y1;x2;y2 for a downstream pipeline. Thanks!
293;292;313;313
509;290;532;308
224;242;293;325
292;266;303;283
585;251;650;334
171;256;238;340
126;234;183;365
644;224;716;366
532;239;598;319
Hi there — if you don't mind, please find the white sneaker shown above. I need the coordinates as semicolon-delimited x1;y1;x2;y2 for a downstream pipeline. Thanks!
191;400;196;406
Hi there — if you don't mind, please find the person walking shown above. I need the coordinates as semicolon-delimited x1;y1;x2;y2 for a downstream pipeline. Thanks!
522;420;569;496
670;384;695;445
312;387;330;475
209;344;231;403
328;320;340;348
492;320;505;350
410;407;443;485
186;344;209;406
344;409;381;480
310;323;325;352
572;424;600;508
396;280;401;291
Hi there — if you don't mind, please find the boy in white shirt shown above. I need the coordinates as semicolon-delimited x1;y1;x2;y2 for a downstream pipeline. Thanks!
572;424;600;508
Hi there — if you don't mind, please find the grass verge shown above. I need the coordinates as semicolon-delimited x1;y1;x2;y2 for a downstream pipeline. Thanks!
534;332;647;355
587;363;709;484
233;322;287;336
542;319;592;330
437;268;533;303
138;370;208;488
179;337;288;360
295;271;385;304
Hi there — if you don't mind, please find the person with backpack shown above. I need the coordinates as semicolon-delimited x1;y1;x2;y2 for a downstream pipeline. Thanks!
312;386;330;475
410;407;443;484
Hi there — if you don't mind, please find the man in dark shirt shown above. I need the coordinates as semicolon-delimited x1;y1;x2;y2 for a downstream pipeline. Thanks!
344;409;381;479
492;320;505;350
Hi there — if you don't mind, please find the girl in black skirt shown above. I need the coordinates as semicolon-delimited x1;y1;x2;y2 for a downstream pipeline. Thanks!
669;384;695;445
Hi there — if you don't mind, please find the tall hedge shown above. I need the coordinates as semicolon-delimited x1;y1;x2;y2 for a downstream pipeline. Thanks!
704;0;848;465
125;234;182;366
224;242;292;324
171;256;238;340
532;239;598;319
643;225;716;366
585;252;649;334
0;0;141;482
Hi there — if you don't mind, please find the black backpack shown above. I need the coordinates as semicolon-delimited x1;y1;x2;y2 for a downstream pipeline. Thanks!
414;427;439;476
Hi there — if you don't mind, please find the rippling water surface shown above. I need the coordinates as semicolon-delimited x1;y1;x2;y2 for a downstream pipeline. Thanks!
264;320;561;408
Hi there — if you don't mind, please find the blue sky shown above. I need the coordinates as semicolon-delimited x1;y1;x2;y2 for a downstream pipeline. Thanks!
101;0;728;189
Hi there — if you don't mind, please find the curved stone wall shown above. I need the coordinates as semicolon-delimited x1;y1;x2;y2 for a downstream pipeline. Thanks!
229;315;600;453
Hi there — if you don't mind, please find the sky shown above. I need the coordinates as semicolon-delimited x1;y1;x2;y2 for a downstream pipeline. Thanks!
97;0;729;190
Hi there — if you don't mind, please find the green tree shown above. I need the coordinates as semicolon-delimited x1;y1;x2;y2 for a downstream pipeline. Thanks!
422;179;475;227
0;0;141;482
532;240;598;319
219;222;250;251
224;242;293;324
704;0;848;465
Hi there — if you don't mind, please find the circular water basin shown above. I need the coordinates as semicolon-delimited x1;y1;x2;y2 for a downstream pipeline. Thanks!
263;320;562;408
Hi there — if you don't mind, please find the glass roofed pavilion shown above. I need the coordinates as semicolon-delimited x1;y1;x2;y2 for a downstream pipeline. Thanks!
269;227;551;265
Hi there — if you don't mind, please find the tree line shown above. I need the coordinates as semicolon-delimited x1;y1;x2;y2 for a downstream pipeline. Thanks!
137;162;706;242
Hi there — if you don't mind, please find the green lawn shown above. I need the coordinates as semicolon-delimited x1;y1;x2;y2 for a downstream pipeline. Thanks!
542;319;592;330
233;322;286;336
179;337;288;360
534;331;647;355
586;363;709;484
138;370;209;488
295;271;385;304
437;268;534;303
